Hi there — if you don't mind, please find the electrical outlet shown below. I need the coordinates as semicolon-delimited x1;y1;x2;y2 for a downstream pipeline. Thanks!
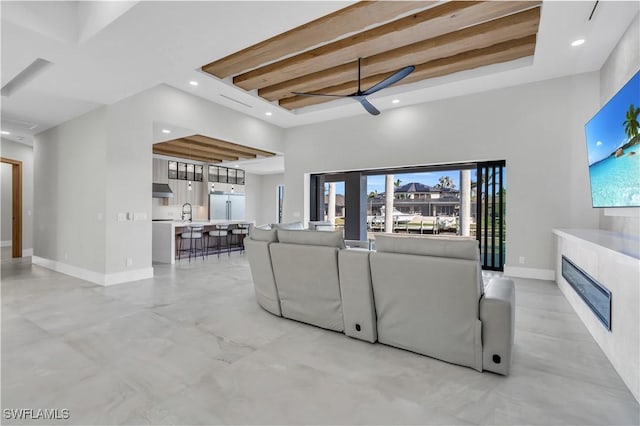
519;256;525;264
64;252;68;260
126;257;133;267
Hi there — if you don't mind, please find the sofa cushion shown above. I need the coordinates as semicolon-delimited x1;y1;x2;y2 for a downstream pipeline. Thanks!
250;227;278;242
277;229;346;249
272;221;305;230
375;235;478;260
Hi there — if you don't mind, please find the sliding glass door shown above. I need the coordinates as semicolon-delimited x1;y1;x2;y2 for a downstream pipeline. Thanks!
476;161;506;271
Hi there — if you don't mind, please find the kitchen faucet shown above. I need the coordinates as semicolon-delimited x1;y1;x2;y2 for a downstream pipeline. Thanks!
181;203;192;222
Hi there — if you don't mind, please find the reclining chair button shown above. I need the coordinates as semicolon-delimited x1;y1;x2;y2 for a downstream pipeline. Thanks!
492;354;501;364
355;324;361;332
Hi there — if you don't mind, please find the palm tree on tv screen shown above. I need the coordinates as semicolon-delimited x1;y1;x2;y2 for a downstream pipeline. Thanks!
623;104;640;143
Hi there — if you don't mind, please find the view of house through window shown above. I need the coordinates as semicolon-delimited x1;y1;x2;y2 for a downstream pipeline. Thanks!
313;161;506;270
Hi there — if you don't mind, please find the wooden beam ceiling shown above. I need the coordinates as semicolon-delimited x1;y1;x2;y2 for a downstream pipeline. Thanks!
259;7;541;102
202;1;434;78
152;134;276;163
233;1;539;91
279;35;537;110
200;1;543;114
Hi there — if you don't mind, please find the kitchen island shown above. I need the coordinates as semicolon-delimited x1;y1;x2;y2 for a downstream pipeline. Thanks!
152;220;252;264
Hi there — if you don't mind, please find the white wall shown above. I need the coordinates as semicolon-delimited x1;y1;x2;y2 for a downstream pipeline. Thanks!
34;107;107;273
1;138;35;254
256;173;284;226
1;163;11;245
598;13;640;236
34;84;284;283
284;73;601;275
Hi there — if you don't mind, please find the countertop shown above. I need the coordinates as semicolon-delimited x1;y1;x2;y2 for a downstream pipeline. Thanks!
553;228;640;260
152;220;253;227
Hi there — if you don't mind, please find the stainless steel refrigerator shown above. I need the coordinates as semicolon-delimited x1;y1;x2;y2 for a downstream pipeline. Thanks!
209;192;245;220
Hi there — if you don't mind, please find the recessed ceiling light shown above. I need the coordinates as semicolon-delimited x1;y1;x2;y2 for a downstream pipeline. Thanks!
392;99;400;104
161;129;171;134
571;39;585;47
189;81;199;86
265;112;273;116
0;130;10;135
234;165;239;168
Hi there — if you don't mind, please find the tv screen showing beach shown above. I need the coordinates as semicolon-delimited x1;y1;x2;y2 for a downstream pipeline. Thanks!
585;70;640;208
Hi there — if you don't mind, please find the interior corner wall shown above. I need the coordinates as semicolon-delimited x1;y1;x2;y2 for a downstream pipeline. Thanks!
33;107;107;274
243;172;260;225
598;12;640;236
0;138;35;254
283;72;600;274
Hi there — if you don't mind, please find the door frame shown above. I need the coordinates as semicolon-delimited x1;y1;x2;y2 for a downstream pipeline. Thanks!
1;157;22;258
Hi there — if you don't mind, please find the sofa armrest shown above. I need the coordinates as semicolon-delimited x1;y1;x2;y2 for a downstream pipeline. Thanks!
480;277;515;375
338;249;377;343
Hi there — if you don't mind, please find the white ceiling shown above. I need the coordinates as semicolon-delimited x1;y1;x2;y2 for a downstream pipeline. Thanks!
1;1;638;153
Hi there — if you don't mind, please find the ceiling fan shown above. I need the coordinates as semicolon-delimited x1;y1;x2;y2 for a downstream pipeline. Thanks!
292;58;415;116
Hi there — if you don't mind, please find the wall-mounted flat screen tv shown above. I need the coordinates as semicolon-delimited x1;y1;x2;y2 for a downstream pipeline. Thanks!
585;70;640;208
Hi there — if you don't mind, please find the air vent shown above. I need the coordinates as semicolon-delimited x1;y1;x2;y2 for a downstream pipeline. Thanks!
1;117;39;130
1;58;53;97
219;94;253;108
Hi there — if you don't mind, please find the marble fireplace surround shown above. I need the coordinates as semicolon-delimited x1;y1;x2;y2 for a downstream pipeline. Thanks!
554;228;640;403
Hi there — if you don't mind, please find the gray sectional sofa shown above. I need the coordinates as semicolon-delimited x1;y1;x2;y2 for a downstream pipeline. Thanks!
244;228;515;375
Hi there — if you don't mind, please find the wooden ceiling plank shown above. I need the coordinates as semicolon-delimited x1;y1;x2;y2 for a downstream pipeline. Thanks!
168;139;254;159
260;7;541;101
154;143;239;161
152;147;222;163
201;1;435;79
235;1;541;91
183;135;276;157
279;35;537;110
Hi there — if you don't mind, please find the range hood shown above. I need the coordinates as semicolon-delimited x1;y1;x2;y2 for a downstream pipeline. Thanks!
152;183;174;198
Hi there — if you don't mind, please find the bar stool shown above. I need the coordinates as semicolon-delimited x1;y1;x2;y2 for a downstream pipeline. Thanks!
231;223;250;253
178;225;206;262
208;224;230;258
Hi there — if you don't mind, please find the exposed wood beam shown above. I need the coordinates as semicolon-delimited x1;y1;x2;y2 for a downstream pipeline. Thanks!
164;140;251;160
260;7;541;101
152;146;224;163
183;135;276;157
155;143;239;161
171;138;256;159
279;35;537;110
235;1;540;91
201;1;435;78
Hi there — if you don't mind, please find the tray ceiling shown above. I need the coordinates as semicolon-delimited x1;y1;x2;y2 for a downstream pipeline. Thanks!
202;1;542;112
153;134;276;163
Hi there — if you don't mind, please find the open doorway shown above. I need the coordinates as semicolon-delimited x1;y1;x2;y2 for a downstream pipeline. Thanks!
310;160;506;271
1;157;22;258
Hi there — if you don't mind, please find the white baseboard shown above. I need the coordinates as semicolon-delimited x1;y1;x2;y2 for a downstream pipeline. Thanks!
104;267;154;286
1;240;11;247
503;265;555;281
32;256;154;286
22;248;33;256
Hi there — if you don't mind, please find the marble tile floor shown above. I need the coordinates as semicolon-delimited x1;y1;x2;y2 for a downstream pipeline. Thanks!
1;255;639;425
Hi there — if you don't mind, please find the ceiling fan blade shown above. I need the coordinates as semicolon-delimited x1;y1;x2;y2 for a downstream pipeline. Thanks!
362;65;415;96
358;97;380;116
292;91;349;98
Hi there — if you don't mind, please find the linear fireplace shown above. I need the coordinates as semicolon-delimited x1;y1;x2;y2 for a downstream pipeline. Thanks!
561;256;612;330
